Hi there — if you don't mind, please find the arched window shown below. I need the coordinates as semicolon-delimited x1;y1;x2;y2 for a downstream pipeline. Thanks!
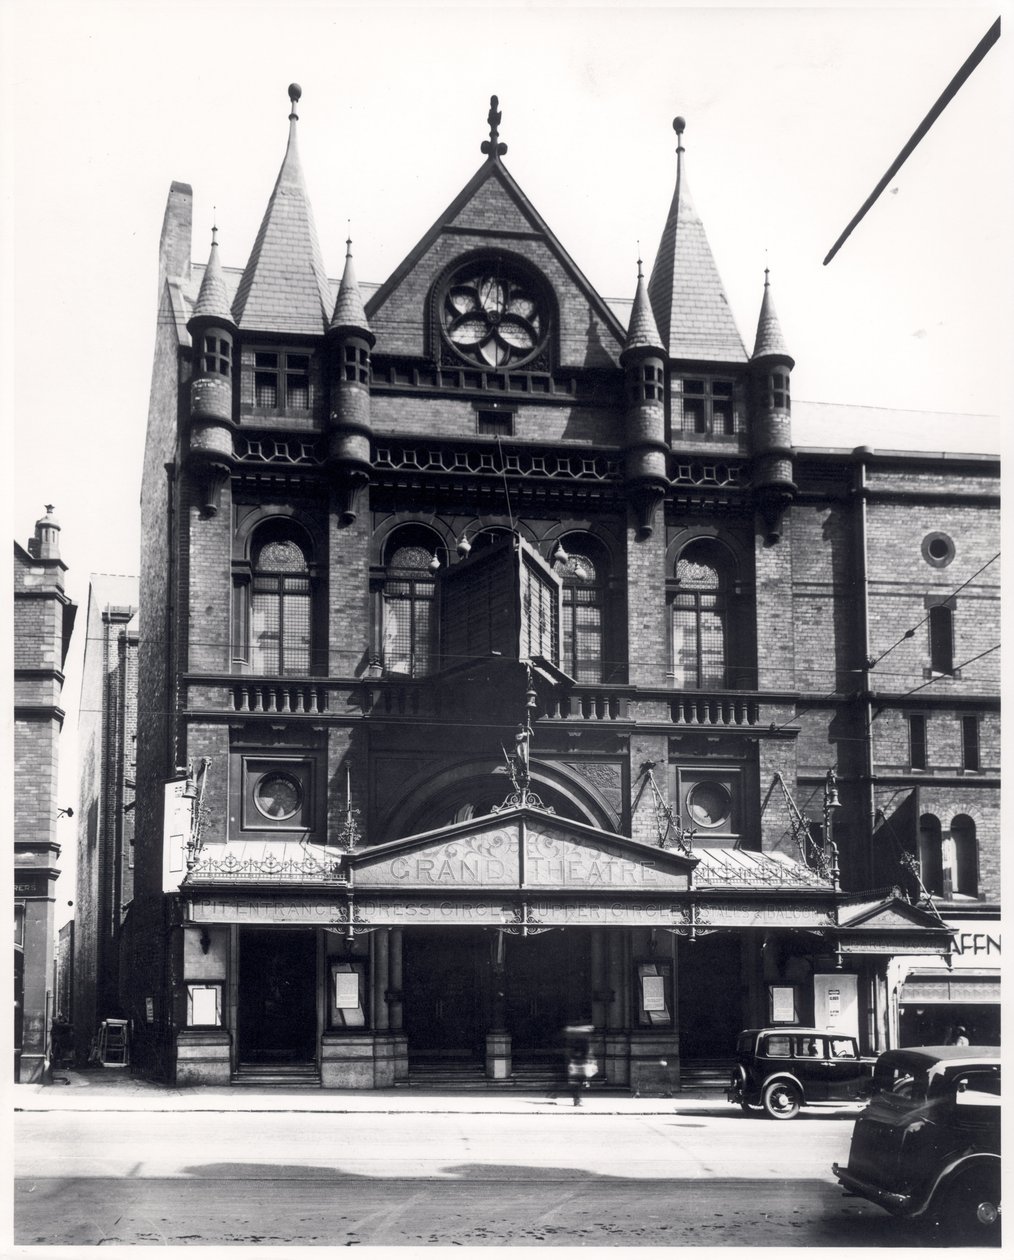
929;604;954;674
246;528;313;676
553;534;609;683
950;815;978;897
670;541;730;688
382;526;439;676
918;813;944;897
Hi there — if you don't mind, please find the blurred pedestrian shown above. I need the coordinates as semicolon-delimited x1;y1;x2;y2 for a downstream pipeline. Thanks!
564;1025;597;1106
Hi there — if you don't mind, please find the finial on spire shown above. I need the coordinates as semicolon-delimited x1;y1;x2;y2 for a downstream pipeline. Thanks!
211;212;218;247
288;82;302;121
673;115;686;151
764;266;770;287
481;94;508;160
637;249;643;281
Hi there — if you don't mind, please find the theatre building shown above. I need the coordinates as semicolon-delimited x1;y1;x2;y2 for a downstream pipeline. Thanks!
128;88;999;1088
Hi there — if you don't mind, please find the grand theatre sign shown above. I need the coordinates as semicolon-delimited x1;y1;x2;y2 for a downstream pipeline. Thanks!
183;807;841;932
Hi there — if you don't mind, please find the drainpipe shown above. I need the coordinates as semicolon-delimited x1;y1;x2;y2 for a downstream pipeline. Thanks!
852;449;877;886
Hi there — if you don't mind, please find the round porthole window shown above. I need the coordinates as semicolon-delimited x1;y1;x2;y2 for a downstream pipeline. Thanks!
254;771;302;821
921;532;955;568
687;781;732;829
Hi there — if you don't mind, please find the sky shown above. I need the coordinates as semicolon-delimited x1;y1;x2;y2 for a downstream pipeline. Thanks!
3;0;1012;926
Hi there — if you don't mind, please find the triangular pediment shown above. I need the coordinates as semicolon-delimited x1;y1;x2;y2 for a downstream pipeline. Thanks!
347;806;695;892
838;894;952;933
365;159;626;369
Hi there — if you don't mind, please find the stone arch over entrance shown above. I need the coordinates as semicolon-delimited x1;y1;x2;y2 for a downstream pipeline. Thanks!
378;757;617;841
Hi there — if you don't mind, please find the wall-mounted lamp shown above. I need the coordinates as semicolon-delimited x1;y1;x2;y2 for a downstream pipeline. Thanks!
456;533;472;558
56;806;74;819
428;553;442;573
199;928;212;955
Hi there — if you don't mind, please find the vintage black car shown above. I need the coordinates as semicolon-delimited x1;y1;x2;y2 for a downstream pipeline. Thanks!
727;1027;876;1119
833;1045;1000;1243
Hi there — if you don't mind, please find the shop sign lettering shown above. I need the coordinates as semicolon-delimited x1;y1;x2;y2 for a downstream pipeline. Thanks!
950;926;1000;966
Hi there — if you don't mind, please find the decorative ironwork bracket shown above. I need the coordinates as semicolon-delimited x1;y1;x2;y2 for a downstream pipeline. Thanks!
500;903;554;937
664;902;713;941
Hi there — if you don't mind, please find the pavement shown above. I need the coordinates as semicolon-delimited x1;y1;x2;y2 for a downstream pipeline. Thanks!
13;1066;738;1114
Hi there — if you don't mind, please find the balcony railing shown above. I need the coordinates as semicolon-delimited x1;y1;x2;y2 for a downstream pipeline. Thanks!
670;694;760;726
231;683;330;715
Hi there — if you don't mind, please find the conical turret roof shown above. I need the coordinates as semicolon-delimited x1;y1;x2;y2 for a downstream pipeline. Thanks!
231;85;332;334
191;228;234;324
623;258;664;355
330;239;373;338
751;270;793;364
647;118;747;363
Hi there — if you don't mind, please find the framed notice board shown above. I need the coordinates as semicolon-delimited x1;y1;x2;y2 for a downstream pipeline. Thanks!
635;960;674;1027
329;961;367;1029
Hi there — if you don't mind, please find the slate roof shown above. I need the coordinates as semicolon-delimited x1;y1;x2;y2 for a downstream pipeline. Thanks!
191;232;234;325
230;114;333;334
647;127;747;364
329;241;372;335
751;272;792;363
623;262;663;354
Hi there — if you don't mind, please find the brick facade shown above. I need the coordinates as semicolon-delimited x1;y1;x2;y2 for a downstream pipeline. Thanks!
129;98;1000;1087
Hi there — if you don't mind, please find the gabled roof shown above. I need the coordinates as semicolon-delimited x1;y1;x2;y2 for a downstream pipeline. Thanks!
365;149;627;368
647;119;747;364
838;890;951;933
231;98;332;335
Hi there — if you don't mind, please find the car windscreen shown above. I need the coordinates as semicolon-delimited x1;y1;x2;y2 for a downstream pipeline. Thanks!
872;1059;929;1105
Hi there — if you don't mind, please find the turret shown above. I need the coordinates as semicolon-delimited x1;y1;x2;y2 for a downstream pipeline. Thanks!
186;226;235;514
620;258;668;536
327;238;375;523
749;269;796;542
29;504;64;567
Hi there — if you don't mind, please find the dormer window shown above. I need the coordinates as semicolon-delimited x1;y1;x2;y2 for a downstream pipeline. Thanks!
680;378;736;434
254;350;311;411
201;334;232;377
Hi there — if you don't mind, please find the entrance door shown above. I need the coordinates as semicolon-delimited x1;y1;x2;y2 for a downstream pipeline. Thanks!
506;931;590;1056
402;929;485;1057
677;933;743;1058
238;928;317;1064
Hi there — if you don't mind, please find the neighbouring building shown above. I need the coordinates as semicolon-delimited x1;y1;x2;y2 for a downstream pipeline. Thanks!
14;507;77;1082
128;88;999;1089
72;575;139;1065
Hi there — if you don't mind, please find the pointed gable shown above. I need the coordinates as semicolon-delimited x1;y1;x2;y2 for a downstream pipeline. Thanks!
231;89;332;335
647;118;747;363
365;155;626;370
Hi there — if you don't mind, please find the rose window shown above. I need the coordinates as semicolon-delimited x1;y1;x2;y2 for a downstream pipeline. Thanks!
442;265;545;367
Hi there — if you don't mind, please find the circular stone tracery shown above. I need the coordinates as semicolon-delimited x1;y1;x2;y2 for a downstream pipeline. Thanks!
441;262;545;368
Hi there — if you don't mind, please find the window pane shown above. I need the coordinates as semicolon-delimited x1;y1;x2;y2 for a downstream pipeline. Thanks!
250;586;280;675
961;716;980;771
282;584;311;674
909;715;927;769
255;372;277;407
672;599;698;686
929;605;954;673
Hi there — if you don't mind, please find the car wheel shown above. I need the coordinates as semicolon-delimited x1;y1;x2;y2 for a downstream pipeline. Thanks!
936;1170;1001;1245
762;1079;801;1120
